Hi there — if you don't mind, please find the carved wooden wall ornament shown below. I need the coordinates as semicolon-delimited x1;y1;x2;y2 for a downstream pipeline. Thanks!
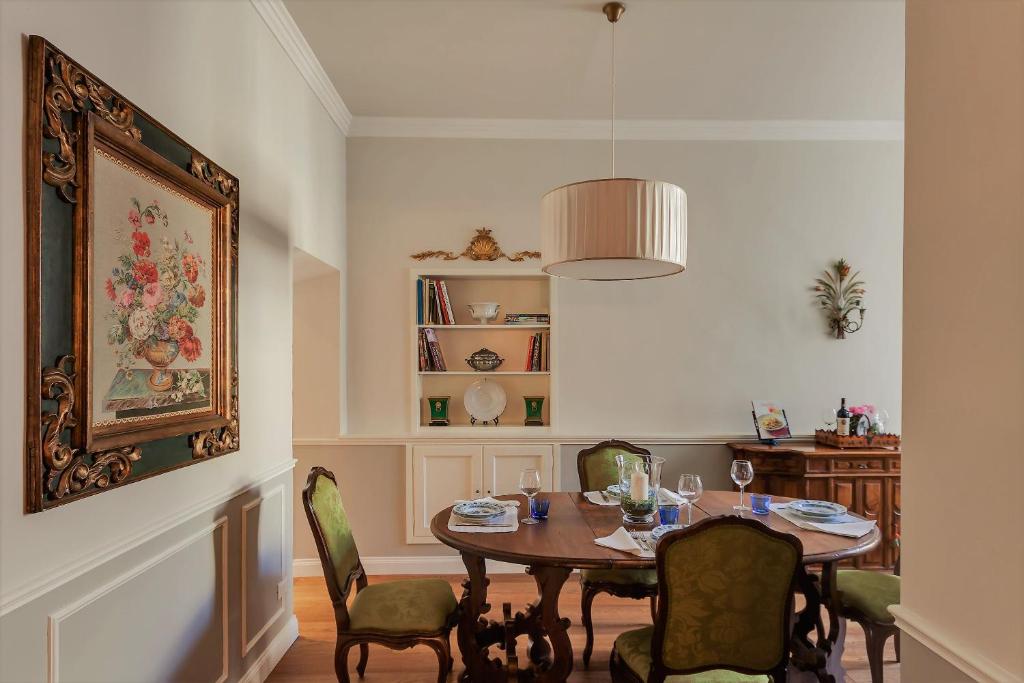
411;228;541;262
25;37;240;512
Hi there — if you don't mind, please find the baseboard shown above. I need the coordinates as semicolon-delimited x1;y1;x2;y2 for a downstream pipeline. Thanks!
889;605;1022;683
238;614;299;683
294;556;529;577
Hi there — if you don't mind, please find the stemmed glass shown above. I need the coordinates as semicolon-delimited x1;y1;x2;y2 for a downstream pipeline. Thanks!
519;468;542;525
677;474;703;526
731;460;754;511
821;408;837;430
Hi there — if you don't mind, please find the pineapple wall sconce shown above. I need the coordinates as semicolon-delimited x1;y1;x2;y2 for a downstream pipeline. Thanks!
813;259;866;339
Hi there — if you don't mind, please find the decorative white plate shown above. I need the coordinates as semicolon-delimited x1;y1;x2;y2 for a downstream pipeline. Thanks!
651;524;683;544
789;499;847;519
452;501;505;520
604;484;623;499
464;378;507;423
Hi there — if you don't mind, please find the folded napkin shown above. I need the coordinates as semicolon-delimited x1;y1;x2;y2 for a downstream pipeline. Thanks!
658;488;684;505
583;491;620;506
594;527;655;558
448;497;520;534
770;503;877;538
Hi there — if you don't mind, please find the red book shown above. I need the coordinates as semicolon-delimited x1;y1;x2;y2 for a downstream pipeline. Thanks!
439;280;455;325
525;334;535;371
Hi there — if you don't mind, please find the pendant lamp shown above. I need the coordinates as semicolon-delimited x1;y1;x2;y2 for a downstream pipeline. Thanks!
541;2;687;281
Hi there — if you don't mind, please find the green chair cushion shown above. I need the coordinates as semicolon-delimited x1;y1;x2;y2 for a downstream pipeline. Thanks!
348;578;457;634
580;447;646;492
837;570;900;624
581;567;658;586
615;627;770;682
310;475;360;592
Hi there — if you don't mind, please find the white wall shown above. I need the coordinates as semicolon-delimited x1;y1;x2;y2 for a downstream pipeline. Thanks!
345;137;904;437
898;1;1024;681
0;1;345;680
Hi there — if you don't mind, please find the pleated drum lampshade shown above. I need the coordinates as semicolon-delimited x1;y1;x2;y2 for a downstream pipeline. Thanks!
541;177;687;280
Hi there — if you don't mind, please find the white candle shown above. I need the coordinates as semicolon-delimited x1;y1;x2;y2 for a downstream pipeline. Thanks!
630;471;649;501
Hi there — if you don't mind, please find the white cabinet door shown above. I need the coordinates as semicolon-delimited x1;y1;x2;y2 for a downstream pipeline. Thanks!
407;445;482;543
482;445;554;497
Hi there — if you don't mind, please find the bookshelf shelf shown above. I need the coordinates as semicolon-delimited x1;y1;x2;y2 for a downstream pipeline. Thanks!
417;324;549;330
411;267;555;432
419;371;551;376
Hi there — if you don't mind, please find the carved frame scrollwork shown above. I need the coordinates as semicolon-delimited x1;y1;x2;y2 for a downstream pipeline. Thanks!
25;37;240;512
411;228;541;263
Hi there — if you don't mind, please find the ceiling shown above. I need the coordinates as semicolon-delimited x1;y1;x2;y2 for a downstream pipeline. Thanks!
284;0;904;121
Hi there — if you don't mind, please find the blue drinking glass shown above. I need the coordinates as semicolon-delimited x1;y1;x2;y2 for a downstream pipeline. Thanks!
751;493;772;515
530;496;550;520
658;504;680;525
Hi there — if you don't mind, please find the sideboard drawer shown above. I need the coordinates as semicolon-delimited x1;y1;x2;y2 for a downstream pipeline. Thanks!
832;458;886;473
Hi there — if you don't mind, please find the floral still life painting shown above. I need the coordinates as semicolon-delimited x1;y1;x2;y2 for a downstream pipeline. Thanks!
91;148;217;430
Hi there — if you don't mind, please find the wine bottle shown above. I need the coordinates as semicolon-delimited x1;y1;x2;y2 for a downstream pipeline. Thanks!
836;397;851;436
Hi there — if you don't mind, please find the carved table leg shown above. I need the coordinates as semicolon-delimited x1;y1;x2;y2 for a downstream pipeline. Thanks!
789;562;845;683
527;565;573;683
457;551;505;682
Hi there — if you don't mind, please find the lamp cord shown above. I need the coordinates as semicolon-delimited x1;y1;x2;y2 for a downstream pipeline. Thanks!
610;19;616;178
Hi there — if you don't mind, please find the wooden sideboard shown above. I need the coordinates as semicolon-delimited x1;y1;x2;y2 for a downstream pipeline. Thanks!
726;441;901;569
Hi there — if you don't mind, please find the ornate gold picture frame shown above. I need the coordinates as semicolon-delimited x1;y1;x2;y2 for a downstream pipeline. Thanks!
25;37;240;512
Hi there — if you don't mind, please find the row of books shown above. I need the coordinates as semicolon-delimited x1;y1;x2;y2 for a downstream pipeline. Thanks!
418;328;447;371
524;332;550;372
505;313;550;325
416;277;456;325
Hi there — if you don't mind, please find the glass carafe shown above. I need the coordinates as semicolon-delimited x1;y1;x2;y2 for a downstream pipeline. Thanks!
615;454;664;524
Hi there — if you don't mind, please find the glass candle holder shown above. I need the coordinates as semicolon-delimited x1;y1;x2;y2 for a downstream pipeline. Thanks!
616;454;664;524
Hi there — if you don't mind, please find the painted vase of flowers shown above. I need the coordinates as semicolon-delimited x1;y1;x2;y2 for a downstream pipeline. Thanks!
104;198;206;393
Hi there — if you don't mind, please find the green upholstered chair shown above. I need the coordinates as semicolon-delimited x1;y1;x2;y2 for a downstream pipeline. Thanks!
577;440;658;668
834;550;901;682
303;467;458;683
610;517;803;683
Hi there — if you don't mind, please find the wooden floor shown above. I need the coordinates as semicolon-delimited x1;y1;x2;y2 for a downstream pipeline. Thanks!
269;575;899;683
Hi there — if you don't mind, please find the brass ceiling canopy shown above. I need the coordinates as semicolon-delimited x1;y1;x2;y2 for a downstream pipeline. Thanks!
602;2;625;23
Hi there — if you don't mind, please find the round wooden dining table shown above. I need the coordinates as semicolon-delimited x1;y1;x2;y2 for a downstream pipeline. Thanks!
431;489;880;683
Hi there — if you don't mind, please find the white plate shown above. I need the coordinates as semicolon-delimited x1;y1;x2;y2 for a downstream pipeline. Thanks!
605;484;623;498
464;378;507;423
651;524;683;543
790;499;847;518
452;501;505;520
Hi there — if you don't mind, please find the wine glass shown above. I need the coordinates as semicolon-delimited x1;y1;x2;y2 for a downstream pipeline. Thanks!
519;468;542;525
821;407;837;430
677;474;703;526
875;408;891;433
731;460;754;511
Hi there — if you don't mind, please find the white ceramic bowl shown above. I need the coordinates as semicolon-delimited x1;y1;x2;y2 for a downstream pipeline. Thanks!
467;302;500;325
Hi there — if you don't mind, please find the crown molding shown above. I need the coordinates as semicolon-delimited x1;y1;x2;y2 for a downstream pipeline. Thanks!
250;0;352;135
349;117;903;141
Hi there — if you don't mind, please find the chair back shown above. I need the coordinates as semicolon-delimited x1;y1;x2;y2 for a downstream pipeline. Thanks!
577;439;651;491
650;516;802;681
302;467;363;610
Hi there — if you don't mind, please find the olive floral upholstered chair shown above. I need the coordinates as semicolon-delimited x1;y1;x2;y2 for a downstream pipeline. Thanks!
610;516;803;683
577;439;657;668
303;467;459;683
833;526;901;681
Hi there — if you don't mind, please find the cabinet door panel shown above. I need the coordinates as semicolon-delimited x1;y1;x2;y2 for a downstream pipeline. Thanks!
482;445;554;496
858;478;887;569
409;445;482;542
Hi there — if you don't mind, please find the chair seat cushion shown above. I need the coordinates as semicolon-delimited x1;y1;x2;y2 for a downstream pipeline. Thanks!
837;570;900;624
581;567;658;585
348;578;457;633
615;627;770;682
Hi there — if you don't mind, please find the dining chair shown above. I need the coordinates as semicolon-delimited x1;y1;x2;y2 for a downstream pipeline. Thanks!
303;467;459;683
834;541;901;682
577;439;658;668
609;516;803;683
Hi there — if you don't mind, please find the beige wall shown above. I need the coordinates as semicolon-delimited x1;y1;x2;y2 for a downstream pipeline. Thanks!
346;137;904;438
293;260;343;438
901;1;1024;680
0;1;345;680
